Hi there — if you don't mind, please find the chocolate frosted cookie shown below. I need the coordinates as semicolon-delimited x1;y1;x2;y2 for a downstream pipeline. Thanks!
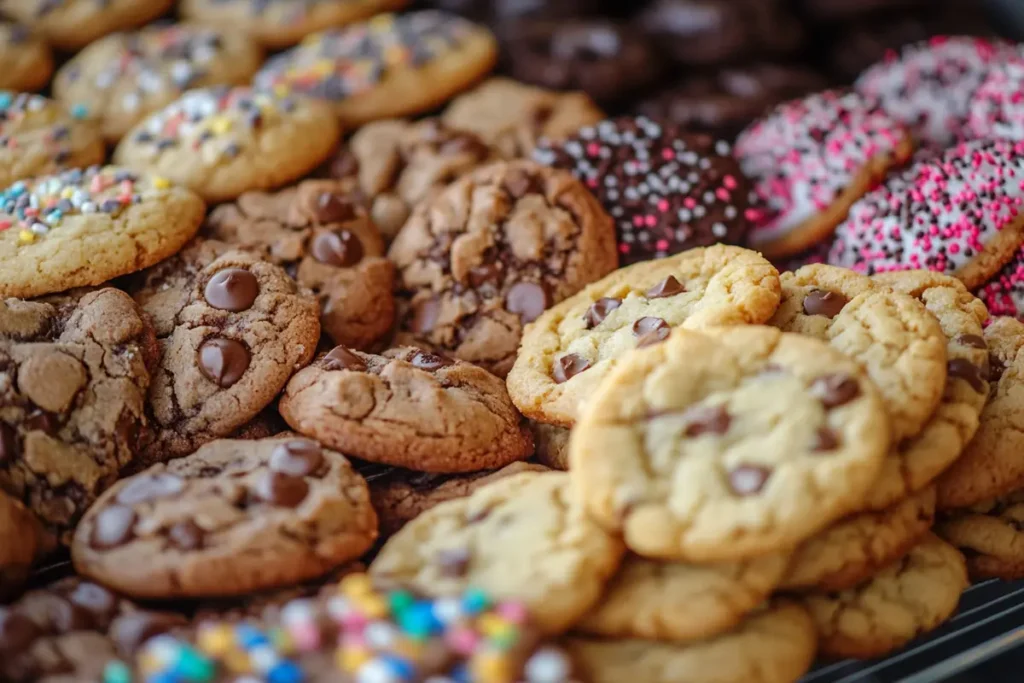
0;0;174;50
389;160;618;377
205;180;395;350
73;436;377;599
0;491;39;600
280;346;534;473
0;23;53;92
131;241;320;462
0;288;156;543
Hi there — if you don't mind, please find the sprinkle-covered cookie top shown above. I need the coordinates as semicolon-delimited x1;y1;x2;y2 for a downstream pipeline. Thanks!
206;0;344;22
966;59;1024;143
0;92;95;166
976;245;1024;318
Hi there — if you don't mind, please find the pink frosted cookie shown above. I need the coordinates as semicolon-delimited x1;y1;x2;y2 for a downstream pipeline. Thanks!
856;35;1018;148
734;89;913;259
828;138;1024;289
977;245;1024;318
966;59;1024;142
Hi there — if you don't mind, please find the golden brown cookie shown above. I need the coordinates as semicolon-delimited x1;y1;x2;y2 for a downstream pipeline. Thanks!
0;23;52;92
936;489;1024;580
0;0;174;50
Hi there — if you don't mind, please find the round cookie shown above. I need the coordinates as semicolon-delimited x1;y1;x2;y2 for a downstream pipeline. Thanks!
0;93;105;191
114;87;339;203
53;24;263;144
570;325;890;562
0;491;39;600
388;160;618;377
254;11;498;126
369;471;624;634
780;486;937;592
534;116;757;265
565;601;817;683
577;551;790;642
506;245;781;427
532;421;571;470
0;23;53;92
131;241;321;462
827;139;1024;290
441;77;605;159
800;534;968;659
280;346;534;473
204;180;395;350
936;490;1024;580
734;90;913;259
0;0;174;51
0;166;205;299
0;288;156;543
73;436;377;599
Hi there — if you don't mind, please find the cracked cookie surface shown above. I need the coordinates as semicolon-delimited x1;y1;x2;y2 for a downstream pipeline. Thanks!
936;489;1024;580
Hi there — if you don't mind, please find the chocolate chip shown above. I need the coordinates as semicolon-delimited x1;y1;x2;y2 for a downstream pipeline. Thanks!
469;262;503;287
802;289;849;318
116;473;184;505
90;505;136;549
270;440;323;477
436;548;472;577
682;405;731;436
505;281;550;323
410;350;453;371
809;374;860;408
955;334;987;350
584;297;622;328
315;192;355;223
811;427;840;452
947;358;986;394
989;354;1006;382
411;297;441;334
254;471;309;508
311;230;364;267
0;610;41;655
111;612;187;656
198;338;250;388
632;316;670;347
646;275;685;298
0;423;17;464
728;465;771;496
167;521;204;551
322;346;366;372
204;268;259;312
24;410;58;434
552;353;591;383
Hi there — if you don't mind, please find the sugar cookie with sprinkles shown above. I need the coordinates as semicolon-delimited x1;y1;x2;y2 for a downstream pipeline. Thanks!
53;24;263;144
0;166;206;299
0;22;53;92
976;243;1024;318
114;87;340;204
254;11;498;126
966;59;1024;143
855;35;1020;149
827;138;1024;290
734;90;914;260
0;93;105;191
533;116;757;266
0;0;174;51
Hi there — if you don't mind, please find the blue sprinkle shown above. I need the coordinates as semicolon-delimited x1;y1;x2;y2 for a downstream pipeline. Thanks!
267;660;304;683
235;624;271;649
461;588;490;615
145;673;179;683
381;655;415;680
398;601;443;639
0;92;11;109
70;103;89;120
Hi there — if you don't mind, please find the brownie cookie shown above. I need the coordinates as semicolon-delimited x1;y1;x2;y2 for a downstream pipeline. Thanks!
0;93;105;192
0;288;156;543
442;78;605;159
0;0;174;51
936;490;1024;580
114;87;339;204
205;180;395;350
131;241;321;462
53;25;263;144
0;23;53;92
280;346;533;473
735;90;914;259
0;491;39;600
0;166;205;300
534;116;757;265
254;11;498;126
507;245;781;427
388;160;618;377
370;471;624;634
531;421;571;470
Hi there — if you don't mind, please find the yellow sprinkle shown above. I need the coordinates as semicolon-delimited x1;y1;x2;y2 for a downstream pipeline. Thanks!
60;187;74;199
339;646;371;672
357;594;389;619
223;648;253;674
340;573;375;597
391;638;423;660
198;624;234;656
151;176;171;189
471;652;513;683
312;60;334;77
138;653;161;675
209;116;233;135
370;13;395;29
18;230;36;244
477;613;508;637
273;84;292;98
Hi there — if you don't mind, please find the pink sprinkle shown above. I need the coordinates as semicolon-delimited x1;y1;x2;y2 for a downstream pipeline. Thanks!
446;628;479;655
496;602;527;624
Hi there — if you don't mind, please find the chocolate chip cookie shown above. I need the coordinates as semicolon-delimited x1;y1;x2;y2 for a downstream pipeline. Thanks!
388;160;618;377
131;241;320;462
280;346;534;473
531;421;571;470
0;491;39;600
571;325;889;562
0;23;53;92
936;489;1024;580
204;180;395;350
506;245;781;427
0;0;174;50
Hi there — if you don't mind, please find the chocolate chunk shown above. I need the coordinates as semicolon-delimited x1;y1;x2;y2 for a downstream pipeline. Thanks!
505;281;550;323
682;405;731;436
0;610;41;655
111;612;187;656
802;289;849;318
632;316;670;347
552;353;591;383
116;473;184;505
947;358;986;394
90;505;137;549
167;521;204;551
323;346;366;372
809;374;861;408
728;465;771;495
198;338;251;388
24;409;59;434
989;354;1006;382
204;268;259;312
469;262;504;287
646;275;685;298
270;440;323;477
436;547;472;577
811;427;840;452
0;423;17;464
584;297;622;328
311;229;364;267
67;582;118;628
410;350;453;370
254;471;309;508
315;192;355;223
955;334;987;350
411;297;441;334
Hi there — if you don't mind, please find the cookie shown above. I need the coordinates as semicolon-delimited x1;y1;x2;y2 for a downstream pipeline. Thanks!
0;166;206;300
532;421;571;470
968;57;1024;143
0;288;156;543
781;486;937;592
534;115;757;265
976;242;1024;317
506;245;781;427
323;118;497;241
254;11;498;126
228;407;287;441
936;490;1024;579
565;601;817;683
53;24;263;144
388;160;618;377
204;180;395;350
800;534;968;659
0;23;53;92
0;93;105;191
0;0;174;50
441;77;605;159
827;139;1024;290
280;346;534;473
181;0;409;48
131;241;321;462
735;90;914;259
577;550;789;642
571;325;890;562
113;87;339;204
0;491;39;600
